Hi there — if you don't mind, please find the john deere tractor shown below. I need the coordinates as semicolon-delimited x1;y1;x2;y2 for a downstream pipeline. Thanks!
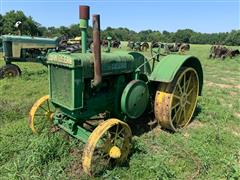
28;6;203;176
0;35;59;78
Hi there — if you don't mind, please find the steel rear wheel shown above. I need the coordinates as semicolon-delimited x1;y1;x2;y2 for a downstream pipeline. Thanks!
29;95;55;133
82;118;132;176
154;67;199;131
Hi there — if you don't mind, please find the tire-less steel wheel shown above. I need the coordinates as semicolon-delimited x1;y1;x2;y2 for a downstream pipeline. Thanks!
1;64;21;78
29;95;55;133
154;67;199;131
82;118;132;176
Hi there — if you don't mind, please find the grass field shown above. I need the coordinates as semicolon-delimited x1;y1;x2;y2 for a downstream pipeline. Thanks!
0;44;240;179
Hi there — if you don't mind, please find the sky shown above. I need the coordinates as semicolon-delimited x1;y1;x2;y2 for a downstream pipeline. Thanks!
0;0;239;33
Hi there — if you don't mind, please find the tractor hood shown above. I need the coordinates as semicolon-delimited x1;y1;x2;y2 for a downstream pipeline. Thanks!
47;51;148;78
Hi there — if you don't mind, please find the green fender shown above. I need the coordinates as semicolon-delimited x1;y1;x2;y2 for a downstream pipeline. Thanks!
149;55;203;95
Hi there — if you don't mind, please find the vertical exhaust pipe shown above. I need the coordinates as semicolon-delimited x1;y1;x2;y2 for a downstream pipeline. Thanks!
79;5;89;53
91;14;102;87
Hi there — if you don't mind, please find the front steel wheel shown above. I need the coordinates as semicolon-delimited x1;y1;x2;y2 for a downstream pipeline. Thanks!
29;95;55;133
154;67;199;131
82;118;132;176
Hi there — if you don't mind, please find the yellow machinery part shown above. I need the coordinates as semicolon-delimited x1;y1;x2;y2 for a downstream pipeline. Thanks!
154;67;199;131
28;95;55;133
82;118;132;176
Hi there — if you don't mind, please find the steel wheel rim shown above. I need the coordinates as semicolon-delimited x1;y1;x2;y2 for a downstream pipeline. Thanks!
170;68;199;129
82;118;132;176
29;95;55;133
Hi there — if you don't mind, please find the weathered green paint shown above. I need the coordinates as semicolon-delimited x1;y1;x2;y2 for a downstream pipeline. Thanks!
1;35;58;45
121;80;149;119
149;55;203;94
47;49;203;141
1;35;58;64
80;19;88;53
48;51;150;122
58;118;91;143
47;51;150;77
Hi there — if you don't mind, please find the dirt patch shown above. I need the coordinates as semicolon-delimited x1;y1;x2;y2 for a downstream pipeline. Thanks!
234;112;240;118
206;80;240;89
226;126;240;137
188;120;204;129
65;148;84;178
220;77;238;83
229;91;238;96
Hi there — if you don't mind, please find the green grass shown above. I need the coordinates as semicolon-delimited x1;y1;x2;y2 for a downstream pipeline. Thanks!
0;44;240;179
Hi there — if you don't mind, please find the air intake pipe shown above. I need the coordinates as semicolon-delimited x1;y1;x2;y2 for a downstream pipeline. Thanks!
91;14;102;87
79;5;89;53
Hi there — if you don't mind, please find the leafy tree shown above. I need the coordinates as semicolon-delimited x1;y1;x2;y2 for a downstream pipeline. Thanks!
2;10;41;36
173;29;194;43
1;10;240;46
225;30;240;46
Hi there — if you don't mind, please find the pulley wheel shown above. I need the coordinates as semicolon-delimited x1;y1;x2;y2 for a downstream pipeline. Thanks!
121;80;149;119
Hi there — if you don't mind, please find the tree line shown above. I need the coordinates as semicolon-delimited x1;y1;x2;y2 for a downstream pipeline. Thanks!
1;10;239;46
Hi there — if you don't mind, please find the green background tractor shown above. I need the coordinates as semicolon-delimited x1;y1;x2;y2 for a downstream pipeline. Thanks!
0;35;59;78
28;5;203;176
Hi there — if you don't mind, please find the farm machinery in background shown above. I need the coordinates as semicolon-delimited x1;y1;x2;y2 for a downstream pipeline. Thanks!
151;41;190;56
127;41;150;51
0;35;59;78
209;45;240;60
28;5;203;176
0;33;122;78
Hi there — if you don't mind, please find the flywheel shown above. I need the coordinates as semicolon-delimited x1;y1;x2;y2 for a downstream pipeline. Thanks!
121;80;149;119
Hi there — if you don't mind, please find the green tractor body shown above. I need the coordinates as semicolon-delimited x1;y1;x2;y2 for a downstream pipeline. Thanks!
28;5;203;175
47;50;152;140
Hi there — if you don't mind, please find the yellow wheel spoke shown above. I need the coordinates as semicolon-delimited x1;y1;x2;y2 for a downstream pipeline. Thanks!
186;100;191;105
172;106;181;122
186;74;192;92
171;102;180;110
39;105;48;112
113;124;120;145
102;153;109;158
177;107;183;124
187;87;194;97
183;73;186;93
177;82;183;94
173;95;181;100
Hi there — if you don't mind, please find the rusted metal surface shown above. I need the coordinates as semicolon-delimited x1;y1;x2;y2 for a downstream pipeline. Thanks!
79;6;90;20
92;14;102;87
209;45;240;59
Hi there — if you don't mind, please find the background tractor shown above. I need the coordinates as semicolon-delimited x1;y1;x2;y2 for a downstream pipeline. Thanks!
28;5;203;176
0;35;59;78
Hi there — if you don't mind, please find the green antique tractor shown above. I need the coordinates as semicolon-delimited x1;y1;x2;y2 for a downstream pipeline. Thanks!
28;6;203;176
0;35;59;78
